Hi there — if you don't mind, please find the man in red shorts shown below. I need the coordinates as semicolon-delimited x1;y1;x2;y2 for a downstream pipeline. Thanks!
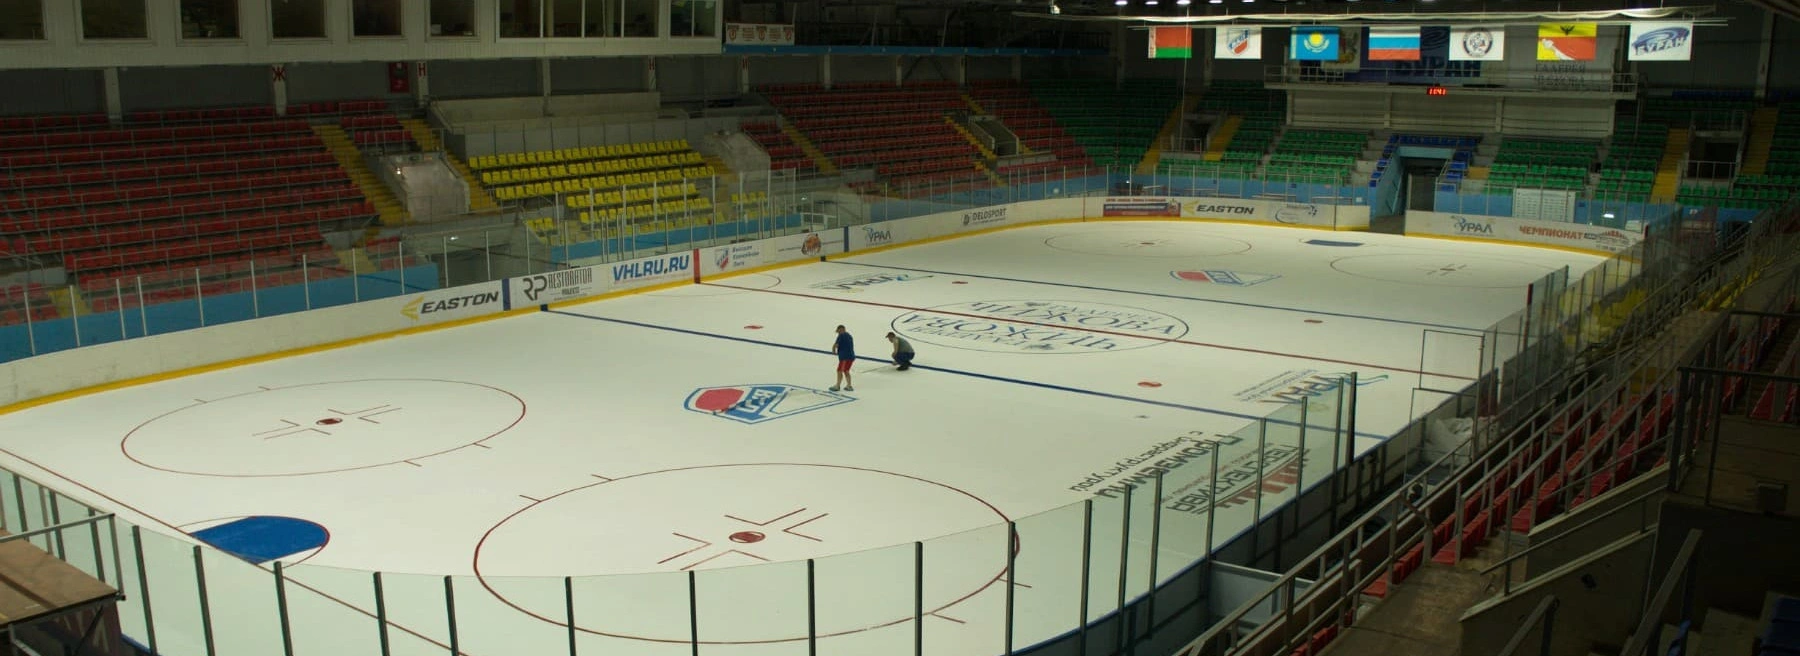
830;324;856;392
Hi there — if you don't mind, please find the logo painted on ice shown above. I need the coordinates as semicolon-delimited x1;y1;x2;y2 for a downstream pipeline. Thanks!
1452;215;1495;235
809;272;931;292
1172;270;1281;287
684;384;854;424
1234;369;1390;404
892;300;1190;354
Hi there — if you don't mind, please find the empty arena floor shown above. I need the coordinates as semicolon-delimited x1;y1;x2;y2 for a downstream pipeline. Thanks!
0;221;1606;656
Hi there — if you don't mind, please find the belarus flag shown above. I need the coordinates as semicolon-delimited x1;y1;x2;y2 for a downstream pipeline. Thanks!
1149;26;1193;59
1368;27;1421;61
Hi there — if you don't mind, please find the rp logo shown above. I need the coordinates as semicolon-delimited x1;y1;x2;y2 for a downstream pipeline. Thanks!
685;384;854;424
521;275;551;301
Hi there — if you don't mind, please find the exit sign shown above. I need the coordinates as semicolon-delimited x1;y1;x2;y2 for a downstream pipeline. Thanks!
1426;86;1449;96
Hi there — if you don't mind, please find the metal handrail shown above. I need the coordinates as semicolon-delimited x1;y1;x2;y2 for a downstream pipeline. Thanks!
1497;596;1561;656
1479;486;1663;589
1618;529;1703;656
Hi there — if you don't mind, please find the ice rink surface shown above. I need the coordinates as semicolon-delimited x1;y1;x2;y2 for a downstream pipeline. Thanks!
0;220;1604;656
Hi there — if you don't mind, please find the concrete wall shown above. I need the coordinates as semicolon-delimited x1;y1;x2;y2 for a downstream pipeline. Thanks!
1460;530;1657;656
1525;464;1668;577
1656;497;1800;617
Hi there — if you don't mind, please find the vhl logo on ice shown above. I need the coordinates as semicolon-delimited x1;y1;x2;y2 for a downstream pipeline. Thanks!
684;384;854;424
1172;269;1280;286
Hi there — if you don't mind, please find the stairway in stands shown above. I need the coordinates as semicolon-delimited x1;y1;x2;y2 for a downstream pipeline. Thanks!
1650;128;1689;203
314;124;408;226
781;123;837;174
1202;115;1243;162
1743;107;1781;176
400;119;499;213
1135;94;1201;176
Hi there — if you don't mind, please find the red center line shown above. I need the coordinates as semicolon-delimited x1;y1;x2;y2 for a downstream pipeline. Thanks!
700;282;1476;381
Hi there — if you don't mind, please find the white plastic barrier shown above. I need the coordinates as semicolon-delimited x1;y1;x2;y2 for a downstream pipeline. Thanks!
0;282;508;406
1406;211;1641;254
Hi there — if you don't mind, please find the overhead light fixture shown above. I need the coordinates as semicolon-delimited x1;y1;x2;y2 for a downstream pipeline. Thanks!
1049;0;1060;12
1146;0;1159;5
1115;0;1127;5
1177;0;1192;5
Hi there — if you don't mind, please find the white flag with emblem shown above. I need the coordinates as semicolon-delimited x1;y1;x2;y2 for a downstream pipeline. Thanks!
1449;25;1506;61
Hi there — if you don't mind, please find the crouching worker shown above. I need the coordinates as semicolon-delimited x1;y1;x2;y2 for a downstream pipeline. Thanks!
887;332;916;370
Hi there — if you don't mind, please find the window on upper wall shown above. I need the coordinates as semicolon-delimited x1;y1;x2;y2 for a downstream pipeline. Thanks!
550;0;585;37
621;0;655;37
671;0;715;38
500;0;542;38
583;0;617;37
430;0;473;37
82;0;148;40
180;0;240;39
271;0;325;39
353;0;403;37
0;0;46;40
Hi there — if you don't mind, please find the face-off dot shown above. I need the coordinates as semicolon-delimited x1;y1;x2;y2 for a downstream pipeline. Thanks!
1304;319;1324;324
951;281;968;285
744;325;763;330
315;418;343;426
729;531;766;544
1138;381;1163;388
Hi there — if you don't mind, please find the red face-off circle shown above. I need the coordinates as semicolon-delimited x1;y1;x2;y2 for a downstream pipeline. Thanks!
728;531;766;544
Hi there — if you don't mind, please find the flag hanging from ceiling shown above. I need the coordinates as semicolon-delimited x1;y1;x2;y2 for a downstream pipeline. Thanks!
1449;25;1506;61
1537;23;1597;61
1149;26;1193;59
1290;26;1340;61
1368;27;1421;61
1216;27;1262;60
1628;22;1693;60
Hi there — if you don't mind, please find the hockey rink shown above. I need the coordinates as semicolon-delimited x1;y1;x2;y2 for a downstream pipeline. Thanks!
0;221;1606;656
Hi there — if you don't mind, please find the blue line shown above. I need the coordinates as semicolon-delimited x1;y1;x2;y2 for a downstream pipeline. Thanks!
545;309;1386;440
823;260;1484;332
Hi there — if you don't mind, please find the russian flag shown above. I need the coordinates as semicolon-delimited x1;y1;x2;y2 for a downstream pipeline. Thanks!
1368;27;1421;61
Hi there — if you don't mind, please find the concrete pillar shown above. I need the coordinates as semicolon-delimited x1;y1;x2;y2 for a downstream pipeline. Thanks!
821;55;833;90
102;67;122;124
541;58;553;97
737;56;751;94
271;64;288;116
1756;9;1775;100
894;56;903;87
414;61;430;106
955;55;967;86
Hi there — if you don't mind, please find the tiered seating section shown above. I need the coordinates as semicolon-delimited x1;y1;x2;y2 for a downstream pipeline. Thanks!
760;82;981;186
1027;78;1177;168
1484;139;1597;193
1264;129;1366;184
1680;176;1800;211
739;121;814;172
1376;135;1477;191
966;80;1095;177
467;140;713;202
1156;82;1284;180
0;108;389;317
1767;103;1800;176
0;283;55;326
1595;122;1664;203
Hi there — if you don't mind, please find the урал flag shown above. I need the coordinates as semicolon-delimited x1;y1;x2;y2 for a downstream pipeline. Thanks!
1537;23;1597;61
1149;26;1192;59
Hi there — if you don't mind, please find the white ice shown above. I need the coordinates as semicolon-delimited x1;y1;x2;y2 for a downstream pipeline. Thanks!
0;221;1603;656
